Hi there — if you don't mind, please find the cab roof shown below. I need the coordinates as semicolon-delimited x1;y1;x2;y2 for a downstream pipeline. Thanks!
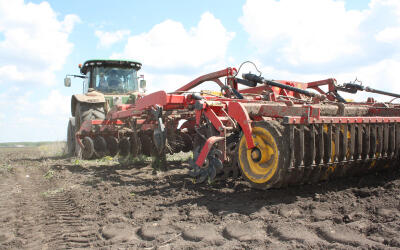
80;59;142;74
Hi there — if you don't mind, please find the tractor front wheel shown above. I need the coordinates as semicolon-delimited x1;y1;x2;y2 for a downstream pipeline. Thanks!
74;102;105;157
66;117;76;156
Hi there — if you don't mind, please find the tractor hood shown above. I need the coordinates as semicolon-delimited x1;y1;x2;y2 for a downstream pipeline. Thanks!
71;89;145;116
73;89;105;103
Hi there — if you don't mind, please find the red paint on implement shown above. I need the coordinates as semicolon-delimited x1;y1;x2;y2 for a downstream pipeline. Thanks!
228;102;255;149
195;136;225;168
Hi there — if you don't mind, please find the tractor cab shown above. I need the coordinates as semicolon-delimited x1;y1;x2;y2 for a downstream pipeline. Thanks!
64;59;147;94
78;59;146;94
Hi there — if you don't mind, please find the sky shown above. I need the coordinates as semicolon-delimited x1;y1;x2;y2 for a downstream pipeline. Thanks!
1;0;400;142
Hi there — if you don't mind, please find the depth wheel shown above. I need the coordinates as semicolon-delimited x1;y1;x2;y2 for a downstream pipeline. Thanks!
130;133;141;157
94;136;107;158
237;122;285;189
82;136;95;160
106;136;119;157
119;137;131;157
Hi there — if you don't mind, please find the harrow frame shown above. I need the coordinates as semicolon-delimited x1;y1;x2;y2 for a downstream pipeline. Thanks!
73;66;400;189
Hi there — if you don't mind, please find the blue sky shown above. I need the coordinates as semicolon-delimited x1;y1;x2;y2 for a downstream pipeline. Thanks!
1;0;399;142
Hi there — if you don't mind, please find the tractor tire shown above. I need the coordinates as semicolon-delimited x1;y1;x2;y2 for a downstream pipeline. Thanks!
74;102;105;157
66;117;76;156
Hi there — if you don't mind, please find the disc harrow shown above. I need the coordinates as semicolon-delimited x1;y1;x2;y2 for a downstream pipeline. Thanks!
73;64;400;189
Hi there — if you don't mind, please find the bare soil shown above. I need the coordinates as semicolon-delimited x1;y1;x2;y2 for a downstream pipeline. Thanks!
1;146;400;249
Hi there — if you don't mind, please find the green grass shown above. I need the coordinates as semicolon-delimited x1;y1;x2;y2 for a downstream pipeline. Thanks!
166;152;192;162
118;154;151;166
0;164;13;174
43;169;55;179
42;188;64;197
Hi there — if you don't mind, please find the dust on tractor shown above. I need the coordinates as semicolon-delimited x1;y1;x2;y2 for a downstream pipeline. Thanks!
66;60;400;189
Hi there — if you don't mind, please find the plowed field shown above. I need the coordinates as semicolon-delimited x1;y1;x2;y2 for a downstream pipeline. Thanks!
1;146;400;249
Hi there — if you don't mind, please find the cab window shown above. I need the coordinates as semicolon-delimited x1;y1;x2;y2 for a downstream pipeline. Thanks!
92;67;139;93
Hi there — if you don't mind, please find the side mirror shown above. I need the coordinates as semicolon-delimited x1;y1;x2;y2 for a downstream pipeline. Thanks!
64;77;71;87
140;79;146;89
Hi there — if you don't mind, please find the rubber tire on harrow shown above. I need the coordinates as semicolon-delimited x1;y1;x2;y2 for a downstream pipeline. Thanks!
74;102;105;158
105;136;119;157
237;121;286;190
130;133;141;157
119;137;131;157
140;131;155;157
66;117;76;156
93;136;107;158
82;136;95;160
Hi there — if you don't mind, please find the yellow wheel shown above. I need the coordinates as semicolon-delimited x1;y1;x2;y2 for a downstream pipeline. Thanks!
237;122;285;189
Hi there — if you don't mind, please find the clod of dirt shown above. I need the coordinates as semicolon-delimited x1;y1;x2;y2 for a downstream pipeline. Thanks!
313;193;327;202
268;223;323;245
345;220;370;232
310;208;332;221
101;222;139;243
160;208;181;221
188;208;211;219
386;238;400;248
138;223;177;241
0;229;15;245
376;208;399;218
131;208;150;219
342;210;364;223
181;224;224;245
352;188;375;198
278;207;303;218
249;206;271;220
316;224;382;248
223;221;266;241
106;213;128;223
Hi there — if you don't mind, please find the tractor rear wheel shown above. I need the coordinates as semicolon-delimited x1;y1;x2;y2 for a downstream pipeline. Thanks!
66;118;76;156
74;102;105;157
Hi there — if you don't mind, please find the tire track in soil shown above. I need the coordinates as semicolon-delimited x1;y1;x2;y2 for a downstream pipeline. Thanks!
0;168;47;249
0;181;18;248
44;192;102;249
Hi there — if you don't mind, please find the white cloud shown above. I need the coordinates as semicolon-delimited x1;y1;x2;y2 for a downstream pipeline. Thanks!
0;112;4;127
143;72;193;93
0;64;55;85
118;12;235;69
95;29;130;48
240;0;364;65
0;88;71;142
240;0;400;67
0;0;80;85
39;90;70;116
375;27;400;43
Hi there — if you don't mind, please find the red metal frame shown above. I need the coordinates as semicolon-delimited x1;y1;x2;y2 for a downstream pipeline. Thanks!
175;68;236;92
195;136;225;167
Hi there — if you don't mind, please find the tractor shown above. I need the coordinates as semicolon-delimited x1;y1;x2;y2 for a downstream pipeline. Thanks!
64;59;147;157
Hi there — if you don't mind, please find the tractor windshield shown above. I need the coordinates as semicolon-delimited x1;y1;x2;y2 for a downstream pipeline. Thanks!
92;66;139;93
